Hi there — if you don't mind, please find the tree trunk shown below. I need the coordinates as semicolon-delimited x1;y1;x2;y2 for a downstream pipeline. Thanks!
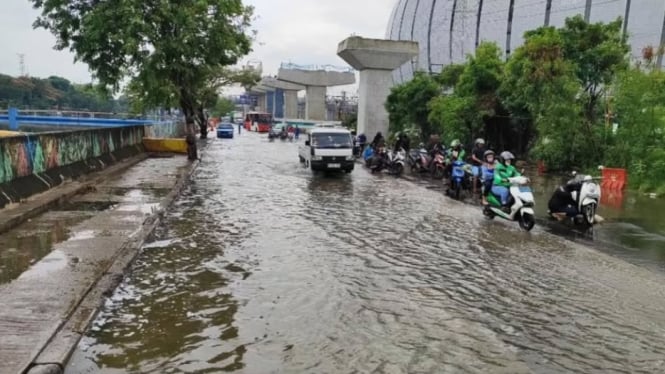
196;107;208;139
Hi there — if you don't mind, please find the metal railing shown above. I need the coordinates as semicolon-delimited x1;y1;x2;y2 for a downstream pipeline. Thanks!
280;62;355;73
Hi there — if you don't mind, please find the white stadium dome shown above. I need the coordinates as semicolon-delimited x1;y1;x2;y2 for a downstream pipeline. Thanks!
386;0;665;83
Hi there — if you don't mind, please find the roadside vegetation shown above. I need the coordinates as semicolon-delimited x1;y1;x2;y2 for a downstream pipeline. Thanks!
29;0;260;138
0;74;127;113
387;15;665;193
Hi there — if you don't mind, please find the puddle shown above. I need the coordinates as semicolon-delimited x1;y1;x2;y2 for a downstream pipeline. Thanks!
18;250;68;280
115;203;161;215
59;201;118;212
104;187;171;199
69;230;97;241
0;212;90;284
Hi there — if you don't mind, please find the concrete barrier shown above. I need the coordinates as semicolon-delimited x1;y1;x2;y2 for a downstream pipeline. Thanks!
0;126;145;209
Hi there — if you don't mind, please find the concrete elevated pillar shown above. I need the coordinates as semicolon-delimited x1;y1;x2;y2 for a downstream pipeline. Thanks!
261;77;305;119
277;66;355;121
284;90;299;119
250;85;274;113
337;37;418;137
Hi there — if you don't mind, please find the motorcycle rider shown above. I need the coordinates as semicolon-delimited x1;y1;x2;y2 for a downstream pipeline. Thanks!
394;133;410;153
548;174;585;221
371;132;385;150
445;139;466;178
481;149;496;206
448;139;466;162
471;138;486;194
491;151;521;211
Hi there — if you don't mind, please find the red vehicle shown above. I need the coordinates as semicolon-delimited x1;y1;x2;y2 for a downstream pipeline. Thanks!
243;112;273;133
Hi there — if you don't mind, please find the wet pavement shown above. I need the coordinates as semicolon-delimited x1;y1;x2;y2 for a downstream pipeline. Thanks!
0;156;189;374
65;133;665;374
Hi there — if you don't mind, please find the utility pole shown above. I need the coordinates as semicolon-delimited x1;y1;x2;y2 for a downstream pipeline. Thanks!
17;53;26;77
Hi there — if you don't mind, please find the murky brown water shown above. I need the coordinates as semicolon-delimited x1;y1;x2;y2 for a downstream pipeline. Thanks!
67;134;665;373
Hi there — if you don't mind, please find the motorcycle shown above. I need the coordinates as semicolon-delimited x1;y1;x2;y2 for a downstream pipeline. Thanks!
363;146;374;167
279;131;288;141
407;147;430;173
447;160;472;199
385;148;406;176
430;150;446;180
369;147;389;173
549;172;602;226
483;176;536;231
287;132;295;142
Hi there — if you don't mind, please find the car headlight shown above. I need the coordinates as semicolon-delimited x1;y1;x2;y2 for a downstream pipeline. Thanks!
313;155;323;161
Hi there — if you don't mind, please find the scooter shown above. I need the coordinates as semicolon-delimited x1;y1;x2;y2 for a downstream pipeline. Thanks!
363;146;374;167
483;176;536;231
549;172;602;226
386;148;406;176
447;160;471;199
430;150;446;180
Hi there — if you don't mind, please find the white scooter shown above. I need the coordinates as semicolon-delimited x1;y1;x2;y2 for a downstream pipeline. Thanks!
484;176;536;231
555;172;602;226
386;148;406;176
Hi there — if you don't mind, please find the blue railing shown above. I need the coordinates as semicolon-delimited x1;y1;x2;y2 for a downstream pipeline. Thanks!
0;108;177;130
280;62;355;73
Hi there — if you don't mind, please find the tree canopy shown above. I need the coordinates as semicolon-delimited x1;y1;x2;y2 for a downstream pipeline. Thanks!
384;15;664;191
30;0;256;137
0;74;126;112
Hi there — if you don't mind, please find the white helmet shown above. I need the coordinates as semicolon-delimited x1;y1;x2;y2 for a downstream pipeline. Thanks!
499;151;515;163
475;138;485;145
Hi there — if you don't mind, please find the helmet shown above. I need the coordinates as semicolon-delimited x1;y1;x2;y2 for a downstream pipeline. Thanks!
483;150;495;160
450;139;461;148
499;151;515;164
475;138;485;145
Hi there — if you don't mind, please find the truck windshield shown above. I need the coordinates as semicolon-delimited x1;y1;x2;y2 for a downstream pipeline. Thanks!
312;133;352;148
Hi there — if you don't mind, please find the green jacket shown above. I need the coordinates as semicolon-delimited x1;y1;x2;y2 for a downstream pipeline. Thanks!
493;163;521;187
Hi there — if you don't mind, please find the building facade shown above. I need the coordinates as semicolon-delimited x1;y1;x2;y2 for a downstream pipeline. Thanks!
387;0;665;83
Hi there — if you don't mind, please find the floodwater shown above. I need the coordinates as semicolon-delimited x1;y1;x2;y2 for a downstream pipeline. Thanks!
67;133;665;373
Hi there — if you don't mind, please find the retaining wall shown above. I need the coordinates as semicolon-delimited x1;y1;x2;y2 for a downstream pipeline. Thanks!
0;126;145;208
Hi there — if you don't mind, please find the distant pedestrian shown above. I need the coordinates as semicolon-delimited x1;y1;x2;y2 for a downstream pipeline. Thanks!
238;122;242;135
295;125;300;140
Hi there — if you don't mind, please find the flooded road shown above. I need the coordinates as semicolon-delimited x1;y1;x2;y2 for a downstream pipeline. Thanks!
67;133;665;373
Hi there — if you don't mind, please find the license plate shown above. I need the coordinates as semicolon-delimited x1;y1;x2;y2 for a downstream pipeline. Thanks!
328;163;341;168
519;186;532;193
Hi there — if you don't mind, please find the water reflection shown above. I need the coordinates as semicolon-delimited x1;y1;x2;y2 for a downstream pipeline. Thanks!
69;191;247;373
68;134;665;373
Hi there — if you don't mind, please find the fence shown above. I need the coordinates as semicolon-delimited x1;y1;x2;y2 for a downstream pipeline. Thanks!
0;126;144;185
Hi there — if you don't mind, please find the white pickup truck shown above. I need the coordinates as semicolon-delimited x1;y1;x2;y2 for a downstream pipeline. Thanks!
298;127;355;173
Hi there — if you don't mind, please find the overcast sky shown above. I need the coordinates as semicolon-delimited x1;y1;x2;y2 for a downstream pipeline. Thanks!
0;0;395;95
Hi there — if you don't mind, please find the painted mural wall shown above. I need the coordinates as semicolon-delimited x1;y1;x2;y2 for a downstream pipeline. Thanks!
145;121;185;138
0;126;144;185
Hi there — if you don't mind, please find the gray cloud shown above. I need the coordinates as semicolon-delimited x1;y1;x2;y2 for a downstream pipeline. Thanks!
0;0;395;95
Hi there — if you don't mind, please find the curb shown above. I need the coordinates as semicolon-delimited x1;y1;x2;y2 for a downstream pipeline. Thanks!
24;150;206;374
0;153;149;236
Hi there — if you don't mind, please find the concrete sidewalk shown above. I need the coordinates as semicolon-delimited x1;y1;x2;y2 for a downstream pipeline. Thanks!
0;155;198;374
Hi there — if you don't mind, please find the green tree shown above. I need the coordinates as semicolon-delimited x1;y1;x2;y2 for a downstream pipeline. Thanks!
30;0;255;138
211;97;235;118
558;15;629;123
501;27;584;168
385;72;440;139
607;67;665;190
429;42;505;145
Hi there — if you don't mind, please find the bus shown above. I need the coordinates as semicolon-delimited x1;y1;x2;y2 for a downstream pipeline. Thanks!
244;112;273;133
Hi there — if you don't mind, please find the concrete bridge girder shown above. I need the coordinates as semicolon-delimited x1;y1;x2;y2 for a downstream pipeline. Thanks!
277;68;356;121
337;36;418;137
